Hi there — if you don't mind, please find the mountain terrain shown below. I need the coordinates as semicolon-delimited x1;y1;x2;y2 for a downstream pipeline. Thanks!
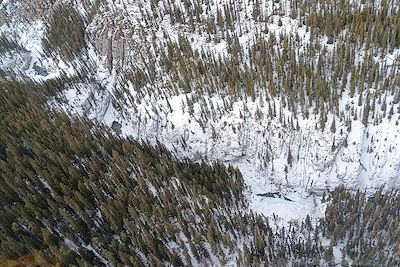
1;0;400;265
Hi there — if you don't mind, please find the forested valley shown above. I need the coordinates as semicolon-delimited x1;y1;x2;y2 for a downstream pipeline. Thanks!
0;0;400;266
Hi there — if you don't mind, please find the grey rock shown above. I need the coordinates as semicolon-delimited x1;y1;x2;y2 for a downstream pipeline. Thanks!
112;121;122;135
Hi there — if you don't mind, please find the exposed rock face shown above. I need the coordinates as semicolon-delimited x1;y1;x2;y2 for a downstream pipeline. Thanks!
112;121;122;134
91;19;134;72
1;0;139;73
21;0;55;19
0;9;5;26
1;0;56;23
21;54;31;70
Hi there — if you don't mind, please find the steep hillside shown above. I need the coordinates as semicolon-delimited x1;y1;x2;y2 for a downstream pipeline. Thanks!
1;77;400;267
2;0;399;193
1;1;400;265
0;79;325;267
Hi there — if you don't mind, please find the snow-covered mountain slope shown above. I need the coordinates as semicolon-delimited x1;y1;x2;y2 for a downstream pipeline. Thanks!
55;85;400;191
1;0;400;222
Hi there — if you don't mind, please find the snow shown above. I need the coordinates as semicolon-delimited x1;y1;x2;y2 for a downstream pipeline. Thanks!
2;0;400;230
83;244;109;266
250;191;326;226
0;19;69;81
53;76;400;226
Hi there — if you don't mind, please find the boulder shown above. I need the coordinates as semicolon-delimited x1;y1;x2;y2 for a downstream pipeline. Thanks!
112;121;122;135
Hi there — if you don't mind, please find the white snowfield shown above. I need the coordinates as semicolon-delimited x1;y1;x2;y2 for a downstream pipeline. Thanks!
1;0;400;223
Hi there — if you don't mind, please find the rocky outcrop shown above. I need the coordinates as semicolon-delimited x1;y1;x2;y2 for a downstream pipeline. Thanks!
0;0;56;24
0;9;5;26
92;22;132;72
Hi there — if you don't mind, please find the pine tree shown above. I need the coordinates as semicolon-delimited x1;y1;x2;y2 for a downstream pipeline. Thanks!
287;148;293;167
362;93;371;127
